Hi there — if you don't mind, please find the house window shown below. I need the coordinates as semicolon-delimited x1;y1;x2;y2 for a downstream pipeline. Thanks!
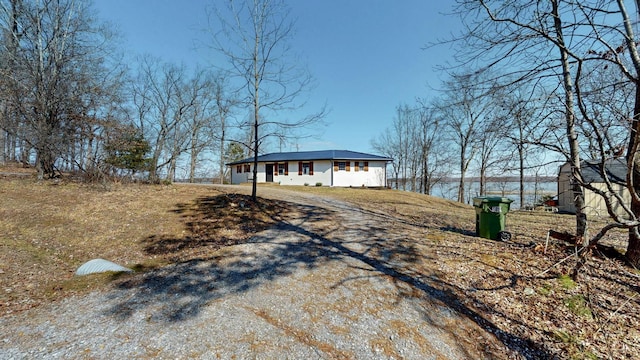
364;161;369;172
277;162;288;175
355;161;365;172
297;161;313;175
244;164;251;173
338;162;346;171
236;165;242;173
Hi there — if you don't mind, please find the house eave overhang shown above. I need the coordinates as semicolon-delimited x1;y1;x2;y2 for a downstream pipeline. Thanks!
226;150;393;166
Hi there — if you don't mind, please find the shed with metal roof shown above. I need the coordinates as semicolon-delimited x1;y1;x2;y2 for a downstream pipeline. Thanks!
557;158;631;217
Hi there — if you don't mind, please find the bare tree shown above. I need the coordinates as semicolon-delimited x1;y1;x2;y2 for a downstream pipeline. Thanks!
449;0;594;240
0;0;121;179
210;72;237;184
453;0;640;266
476;116;505;196
371;101;450;195
371;129;401;189
208;0;324;201
499;85;547;208
371;104;414;191
415;103;449;195
588;0;640;265
393;104;415;191
182;69;220;183
436;73;492;203
550;0;588;243
132;57;192;182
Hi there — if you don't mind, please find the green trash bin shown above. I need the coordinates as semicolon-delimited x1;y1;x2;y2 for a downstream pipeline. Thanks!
472;196;513;241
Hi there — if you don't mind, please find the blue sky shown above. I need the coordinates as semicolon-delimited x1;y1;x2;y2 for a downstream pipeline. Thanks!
94;0;459;155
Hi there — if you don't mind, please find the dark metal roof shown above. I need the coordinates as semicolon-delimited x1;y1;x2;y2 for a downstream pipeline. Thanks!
227;150;393;165
581;158;627;185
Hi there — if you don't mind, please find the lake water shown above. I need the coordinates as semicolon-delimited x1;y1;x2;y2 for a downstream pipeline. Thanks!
395;180;557;210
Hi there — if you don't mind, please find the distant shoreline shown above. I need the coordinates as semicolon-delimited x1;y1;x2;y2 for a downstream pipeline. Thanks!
389;176;557;184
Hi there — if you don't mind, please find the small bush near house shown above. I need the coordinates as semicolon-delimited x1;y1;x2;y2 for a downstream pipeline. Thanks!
315;182;322;187
304;183;309;186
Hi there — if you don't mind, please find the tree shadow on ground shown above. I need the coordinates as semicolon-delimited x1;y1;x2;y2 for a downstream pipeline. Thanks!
277;222;552;359
141;193;300;259
439;225;477;236
103;193;553;359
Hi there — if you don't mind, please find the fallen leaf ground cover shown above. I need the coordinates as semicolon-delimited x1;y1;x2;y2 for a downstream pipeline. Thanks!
1;169;639;358
291;186;640;359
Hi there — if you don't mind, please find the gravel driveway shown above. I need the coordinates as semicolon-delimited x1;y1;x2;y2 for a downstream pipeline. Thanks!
1;185;516;359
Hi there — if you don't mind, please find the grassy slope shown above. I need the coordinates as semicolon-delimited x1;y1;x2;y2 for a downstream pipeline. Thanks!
292;186;638;359
1;176;638;359
1;179;202;310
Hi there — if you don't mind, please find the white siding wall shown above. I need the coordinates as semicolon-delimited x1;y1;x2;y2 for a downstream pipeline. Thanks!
230;159;388;187
332;160;387;187
585;183;631;218
255;163;265;182
230;164;251;184
271;160;332;186
557;163;575;214
557;162;632;218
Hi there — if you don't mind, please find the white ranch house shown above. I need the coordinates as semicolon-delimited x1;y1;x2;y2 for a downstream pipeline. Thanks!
227;150;392;187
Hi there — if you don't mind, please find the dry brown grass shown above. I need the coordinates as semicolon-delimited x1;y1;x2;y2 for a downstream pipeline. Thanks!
286;186;639;359
2;169;639;358
0;175;294;314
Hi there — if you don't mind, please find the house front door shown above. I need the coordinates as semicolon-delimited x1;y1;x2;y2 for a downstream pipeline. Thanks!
265;164;274;182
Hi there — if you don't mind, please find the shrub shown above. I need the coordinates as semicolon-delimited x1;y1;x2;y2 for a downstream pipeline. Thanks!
315;182;322;187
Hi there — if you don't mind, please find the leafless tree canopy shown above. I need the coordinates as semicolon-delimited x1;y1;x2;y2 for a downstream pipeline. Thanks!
207;0;325;200
390;0;640;267
0;0;125;179
8;0;640;267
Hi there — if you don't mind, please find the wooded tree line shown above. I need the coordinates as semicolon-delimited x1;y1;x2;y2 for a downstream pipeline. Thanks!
372;73;549;206
4;0;639;265
0;0;317;188
374;0;640;267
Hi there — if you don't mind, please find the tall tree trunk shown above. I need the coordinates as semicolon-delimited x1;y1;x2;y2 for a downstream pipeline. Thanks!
149;138;163;183
189;129;197;183
0;125;5;166
422;149;429;194
251;115;258;200
251;28;260;202
36;145;55;179
479;164;486;196
626;84;640;266
19;139;28;165
84;132;94;172
458;175;465;203
617;0;640;267
552;0;587;243
458;147;466;203
219;126;225;184
518;139;525;209
167;157;176;182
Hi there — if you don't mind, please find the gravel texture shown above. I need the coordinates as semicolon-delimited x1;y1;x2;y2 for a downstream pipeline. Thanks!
1;186;515;359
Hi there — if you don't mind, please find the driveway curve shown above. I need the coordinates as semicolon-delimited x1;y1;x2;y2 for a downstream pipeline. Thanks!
1;185;525;359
